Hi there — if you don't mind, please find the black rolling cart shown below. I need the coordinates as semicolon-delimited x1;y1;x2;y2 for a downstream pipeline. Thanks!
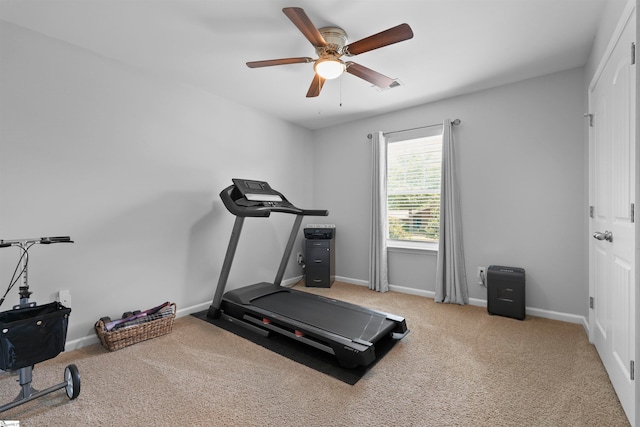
0;236;80;413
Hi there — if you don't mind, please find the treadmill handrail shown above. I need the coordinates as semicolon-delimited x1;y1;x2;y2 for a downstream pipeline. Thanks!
219;184;328;218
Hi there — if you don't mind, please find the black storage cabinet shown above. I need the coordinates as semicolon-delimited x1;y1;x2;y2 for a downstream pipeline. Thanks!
304;226;335;288
487;265;526;320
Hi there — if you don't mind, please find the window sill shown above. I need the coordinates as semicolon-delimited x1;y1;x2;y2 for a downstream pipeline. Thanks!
387;240;438;254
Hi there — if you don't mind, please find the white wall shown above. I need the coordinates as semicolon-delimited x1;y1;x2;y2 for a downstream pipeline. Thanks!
0;22;314;344
312;67;587;317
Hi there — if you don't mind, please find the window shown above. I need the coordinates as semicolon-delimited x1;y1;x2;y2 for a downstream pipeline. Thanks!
386;128;443;245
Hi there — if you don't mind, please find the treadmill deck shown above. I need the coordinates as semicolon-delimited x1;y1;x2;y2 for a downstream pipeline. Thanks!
223;282;397;344
252;291;396;343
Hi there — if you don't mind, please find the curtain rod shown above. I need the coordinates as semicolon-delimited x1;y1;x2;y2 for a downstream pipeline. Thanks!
366;119;461;140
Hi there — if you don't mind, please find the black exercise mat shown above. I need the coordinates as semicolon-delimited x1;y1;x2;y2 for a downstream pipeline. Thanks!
191;310;397;385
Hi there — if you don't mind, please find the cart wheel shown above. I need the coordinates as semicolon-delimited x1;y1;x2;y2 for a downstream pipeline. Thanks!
64;364;80;400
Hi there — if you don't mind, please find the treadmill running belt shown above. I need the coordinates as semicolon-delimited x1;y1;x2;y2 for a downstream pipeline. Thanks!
251;291;396;343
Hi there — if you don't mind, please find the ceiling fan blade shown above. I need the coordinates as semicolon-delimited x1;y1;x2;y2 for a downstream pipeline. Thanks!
246;57;314;68
283;7;327;48
344;23;414;56
345;62;395;88
306;74;326;98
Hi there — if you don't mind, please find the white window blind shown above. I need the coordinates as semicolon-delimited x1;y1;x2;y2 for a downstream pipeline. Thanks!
387;133;443;243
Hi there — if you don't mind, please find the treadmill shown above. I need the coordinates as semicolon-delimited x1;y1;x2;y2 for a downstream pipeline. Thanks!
207;179;409;368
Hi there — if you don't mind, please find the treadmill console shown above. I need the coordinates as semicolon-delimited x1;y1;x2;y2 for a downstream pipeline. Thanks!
232;179;283;203
221;179;328;218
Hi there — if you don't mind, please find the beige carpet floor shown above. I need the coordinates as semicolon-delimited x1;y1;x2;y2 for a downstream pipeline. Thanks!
0;281;630;426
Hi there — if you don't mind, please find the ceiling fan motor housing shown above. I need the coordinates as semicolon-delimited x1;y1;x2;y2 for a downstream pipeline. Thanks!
316;27;348;56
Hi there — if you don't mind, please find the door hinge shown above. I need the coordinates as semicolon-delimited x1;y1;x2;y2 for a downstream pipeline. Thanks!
589;206;594;218
632;203;635;223
589;296;594;309
632;42;636;65
631;360;635;380
584;113;594;127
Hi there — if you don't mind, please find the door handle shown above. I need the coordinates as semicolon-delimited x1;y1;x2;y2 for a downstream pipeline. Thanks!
592;230;613;242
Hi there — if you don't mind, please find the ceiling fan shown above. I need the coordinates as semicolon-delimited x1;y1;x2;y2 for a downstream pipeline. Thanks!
246;7;414;98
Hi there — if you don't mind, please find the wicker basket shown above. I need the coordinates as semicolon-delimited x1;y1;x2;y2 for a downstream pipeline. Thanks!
94;303;176;351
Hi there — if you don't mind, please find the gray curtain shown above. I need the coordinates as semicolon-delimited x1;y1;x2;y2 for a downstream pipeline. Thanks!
435;119;468;304
369;131;389;293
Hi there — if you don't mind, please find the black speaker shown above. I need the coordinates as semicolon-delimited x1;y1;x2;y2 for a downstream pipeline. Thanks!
487;265;525;320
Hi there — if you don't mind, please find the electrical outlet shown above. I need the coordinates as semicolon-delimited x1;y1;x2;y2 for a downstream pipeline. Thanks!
57;289;71;308
477;267;486;286
296;252;304;265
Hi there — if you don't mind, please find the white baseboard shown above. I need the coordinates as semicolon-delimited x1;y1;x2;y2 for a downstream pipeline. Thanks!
335;276;369;287
65;335;101;351
389;284;434;298
468;298;588;329
65;300;215;351
339;276;588;329
66;275;589;350
282;275;303;287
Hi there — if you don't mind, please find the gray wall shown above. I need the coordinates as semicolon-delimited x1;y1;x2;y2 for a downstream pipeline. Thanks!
0;22;314;344
312;67;587;317
1;2;627;346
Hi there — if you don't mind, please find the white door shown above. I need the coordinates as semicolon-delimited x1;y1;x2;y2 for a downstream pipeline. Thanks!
589;10;636;425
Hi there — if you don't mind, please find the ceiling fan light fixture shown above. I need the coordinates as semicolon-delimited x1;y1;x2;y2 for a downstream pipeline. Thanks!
314;58;345;80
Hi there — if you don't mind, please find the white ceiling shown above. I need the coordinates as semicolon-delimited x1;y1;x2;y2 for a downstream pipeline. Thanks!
0;0;609;130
